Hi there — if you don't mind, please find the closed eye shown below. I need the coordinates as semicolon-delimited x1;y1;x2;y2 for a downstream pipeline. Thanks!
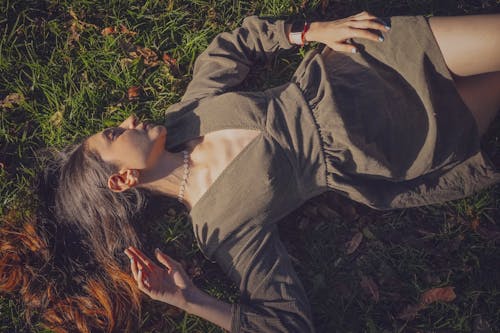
104;127;125;141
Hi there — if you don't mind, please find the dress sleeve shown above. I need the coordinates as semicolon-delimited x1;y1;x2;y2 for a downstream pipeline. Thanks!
214;224;315;333
180;16;295;102
340;151;499;209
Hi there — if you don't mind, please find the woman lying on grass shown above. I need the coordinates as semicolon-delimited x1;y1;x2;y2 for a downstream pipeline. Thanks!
1;10;499;333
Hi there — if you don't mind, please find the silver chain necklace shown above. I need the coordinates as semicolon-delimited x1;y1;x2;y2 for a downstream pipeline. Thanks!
177;150;190;203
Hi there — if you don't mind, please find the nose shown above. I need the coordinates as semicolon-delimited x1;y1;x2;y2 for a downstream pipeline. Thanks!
119;115;138;129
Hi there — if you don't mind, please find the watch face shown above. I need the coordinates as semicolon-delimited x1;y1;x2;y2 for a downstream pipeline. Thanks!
289;32;303;45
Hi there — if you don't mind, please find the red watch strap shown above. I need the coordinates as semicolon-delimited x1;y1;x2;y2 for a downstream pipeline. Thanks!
301;22;310;46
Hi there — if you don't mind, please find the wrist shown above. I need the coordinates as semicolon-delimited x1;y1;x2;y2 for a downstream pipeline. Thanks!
287;20;310;46
181;286;204;314
303;21;320;43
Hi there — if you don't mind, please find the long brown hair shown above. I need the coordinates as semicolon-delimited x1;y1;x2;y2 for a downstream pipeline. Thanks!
0;140;151;332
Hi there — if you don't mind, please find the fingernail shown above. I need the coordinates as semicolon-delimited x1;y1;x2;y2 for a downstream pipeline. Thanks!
155;248;160;254
385;25;391;31
378;36;384;42
138;269;142;275
130;257;134;263
351;48;357;54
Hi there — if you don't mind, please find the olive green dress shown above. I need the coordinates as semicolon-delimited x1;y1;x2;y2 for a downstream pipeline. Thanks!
164;16;498;332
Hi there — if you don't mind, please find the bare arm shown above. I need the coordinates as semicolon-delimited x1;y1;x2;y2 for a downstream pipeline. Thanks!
285;11;389;52
124;247;231;331
183;287;231;331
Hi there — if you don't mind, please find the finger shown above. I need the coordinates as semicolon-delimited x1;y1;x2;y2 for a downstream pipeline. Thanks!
333;43;358;54
155;248;179;271
125;254;138;279
348;27;384;42
125;249;146;273
353;11;377;20
349;19;390;32
137;268;150;292
127;246;157;270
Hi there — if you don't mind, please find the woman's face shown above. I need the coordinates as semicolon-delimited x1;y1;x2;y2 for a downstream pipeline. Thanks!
86;115;167;171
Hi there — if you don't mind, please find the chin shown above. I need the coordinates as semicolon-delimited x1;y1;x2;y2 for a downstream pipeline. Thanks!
149;125;167;141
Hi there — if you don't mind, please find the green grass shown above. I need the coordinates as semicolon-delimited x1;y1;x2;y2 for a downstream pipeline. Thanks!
1;0;499;332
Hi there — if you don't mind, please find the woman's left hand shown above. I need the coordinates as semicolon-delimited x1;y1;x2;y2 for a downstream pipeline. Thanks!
124;246;197;310
305;11;391;53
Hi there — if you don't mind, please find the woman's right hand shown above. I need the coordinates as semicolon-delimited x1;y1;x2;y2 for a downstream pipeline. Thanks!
124;246;196;310
305;11;391;53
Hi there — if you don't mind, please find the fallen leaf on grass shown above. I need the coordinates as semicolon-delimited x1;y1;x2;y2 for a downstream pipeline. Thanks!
101;26;115;36
0;93;25;108
127;86;141;100
345;231;363;254
120;24;137;36
471;218;480;232
398;286;456;321
421;286;456;305
67;8;97;46
119;58;134;68
360;275;379;302
162;53;177;67
130;46;160;68
68;8;79;21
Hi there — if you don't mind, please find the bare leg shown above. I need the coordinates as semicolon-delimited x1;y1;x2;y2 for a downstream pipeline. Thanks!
428;14;500;76
428;15;500;135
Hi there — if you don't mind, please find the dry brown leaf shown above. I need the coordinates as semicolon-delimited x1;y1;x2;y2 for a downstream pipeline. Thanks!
69;8;79;21
345;231;363;255
471;218;480;232
129;46;160;68
127;86;140;100
68;21;80;45
101;26;115;36
397;286;456;321
162;53;177;67
119;58;134;68
360;275;379;302
1;92;25;108
67;9;97;46
421;286;456;305
137;47;159;67
120;24;137;36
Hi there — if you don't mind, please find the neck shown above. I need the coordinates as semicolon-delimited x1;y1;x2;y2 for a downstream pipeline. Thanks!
137;147;199;211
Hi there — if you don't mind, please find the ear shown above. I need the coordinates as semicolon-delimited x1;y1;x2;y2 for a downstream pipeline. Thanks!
107;169;140;193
